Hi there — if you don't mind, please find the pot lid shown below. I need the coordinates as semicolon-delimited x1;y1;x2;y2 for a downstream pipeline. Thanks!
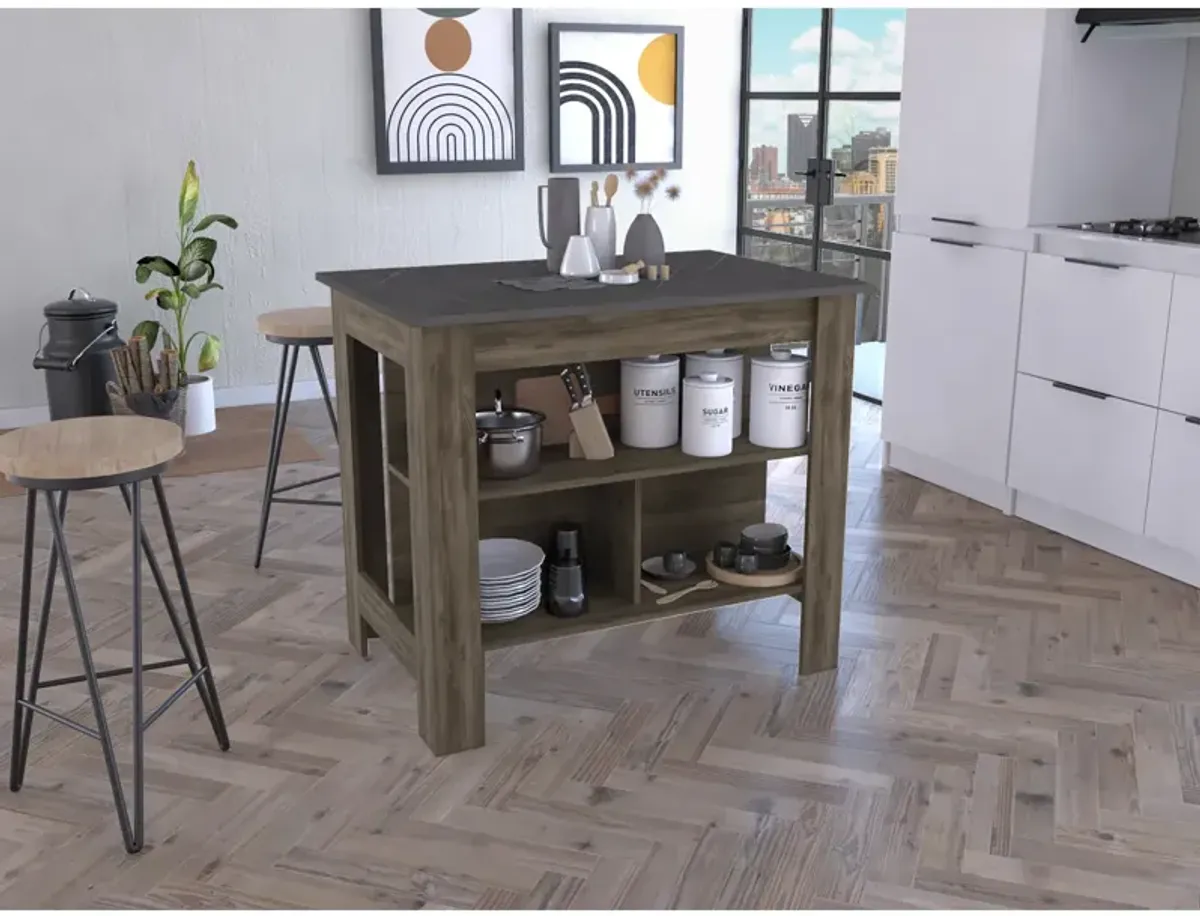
44;288;118;320
684;372;733;388
476;407;545;432
622;354;679;368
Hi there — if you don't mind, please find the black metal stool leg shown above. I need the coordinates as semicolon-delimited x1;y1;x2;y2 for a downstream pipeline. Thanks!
119;484;226;748
254;344;298;568
9;491;35;791
13;492;67;789
310;344;339;442
42;490;139;853
129;480;145;853
153;476;230;751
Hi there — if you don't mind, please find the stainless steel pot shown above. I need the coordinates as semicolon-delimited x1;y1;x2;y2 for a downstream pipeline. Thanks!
476;392;545;479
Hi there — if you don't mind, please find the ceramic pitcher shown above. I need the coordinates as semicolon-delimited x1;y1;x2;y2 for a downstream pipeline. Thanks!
537;178;581;273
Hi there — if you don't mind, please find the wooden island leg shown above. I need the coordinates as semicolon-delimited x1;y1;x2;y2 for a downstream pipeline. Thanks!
800;295;856;674
407;327;485;755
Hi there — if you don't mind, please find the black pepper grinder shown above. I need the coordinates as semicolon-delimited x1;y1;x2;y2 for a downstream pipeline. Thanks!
546;522;587;618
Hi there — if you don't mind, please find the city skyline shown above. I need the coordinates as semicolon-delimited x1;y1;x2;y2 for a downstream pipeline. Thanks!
747;9;904;160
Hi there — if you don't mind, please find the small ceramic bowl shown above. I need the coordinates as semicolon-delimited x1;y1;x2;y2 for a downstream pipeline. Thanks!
740;522;788;554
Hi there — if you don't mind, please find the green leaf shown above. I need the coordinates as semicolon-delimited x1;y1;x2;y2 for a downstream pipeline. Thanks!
182;282;223;299
197;335;222;373
154;290;182;311
160;329;177;352
180;258;212;282
131;319;160;350
178;160;200;227
143;286;173;301
193;213;238;232
135;256;179;280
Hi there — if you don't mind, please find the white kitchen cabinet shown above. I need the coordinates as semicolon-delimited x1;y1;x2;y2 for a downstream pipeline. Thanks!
1160;274;1200;419
882;231;1024;485
1019;252;1172;406
1145;411;1200;556
896;10;1186;229
1009;374;1156;534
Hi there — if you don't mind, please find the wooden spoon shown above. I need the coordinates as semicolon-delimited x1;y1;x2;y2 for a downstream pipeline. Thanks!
604;173;619;206
656;579;718;606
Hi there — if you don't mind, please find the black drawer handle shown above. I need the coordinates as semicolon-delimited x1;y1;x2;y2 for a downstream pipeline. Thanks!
1052;380;1109;400
931;216;978;226
1186;416;1200;426
1064;256;1123;270
930;237;977;248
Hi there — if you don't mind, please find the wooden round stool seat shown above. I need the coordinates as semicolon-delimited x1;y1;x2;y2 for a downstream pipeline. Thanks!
0;416;183;490
256;307;333;344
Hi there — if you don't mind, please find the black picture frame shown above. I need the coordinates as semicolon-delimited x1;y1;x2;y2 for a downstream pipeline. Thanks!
548;23;684;175
369;9;525;175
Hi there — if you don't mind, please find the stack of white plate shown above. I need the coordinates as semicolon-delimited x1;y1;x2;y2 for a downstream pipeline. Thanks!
479;538;544;624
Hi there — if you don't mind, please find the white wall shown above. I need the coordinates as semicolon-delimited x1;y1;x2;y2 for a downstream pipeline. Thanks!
1173;39;1200;216
0;8;741;416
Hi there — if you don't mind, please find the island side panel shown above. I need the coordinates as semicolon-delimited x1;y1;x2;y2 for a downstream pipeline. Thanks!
406;325;485;755
332;296;387;657
801;294;857;673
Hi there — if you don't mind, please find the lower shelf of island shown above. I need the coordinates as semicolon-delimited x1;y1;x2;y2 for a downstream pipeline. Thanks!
481;577;803;651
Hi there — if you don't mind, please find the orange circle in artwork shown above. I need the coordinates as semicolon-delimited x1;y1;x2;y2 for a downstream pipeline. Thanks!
425;18;472;72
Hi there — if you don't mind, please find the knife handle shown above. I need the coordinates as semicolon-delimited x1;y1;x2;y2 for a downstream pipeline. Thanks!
572;363;593;404
559;367;581;407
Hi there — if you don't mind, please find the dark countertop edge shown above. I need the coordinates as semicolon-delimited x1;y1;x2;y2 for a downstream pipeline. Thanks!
314;272;872;329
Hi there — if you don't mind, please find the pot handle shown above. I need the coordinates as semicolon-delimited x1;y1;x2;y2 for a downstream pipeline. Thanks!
537;184;550;249
477;430;526;445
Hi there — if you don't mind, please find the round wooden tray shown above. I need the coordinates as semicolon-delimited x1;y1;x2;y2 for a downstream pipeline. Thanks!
705;551;803;588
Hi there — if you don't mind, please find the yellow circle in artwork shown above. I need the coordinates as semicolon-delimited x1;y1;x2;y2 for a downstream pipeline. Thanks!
638;34;676;106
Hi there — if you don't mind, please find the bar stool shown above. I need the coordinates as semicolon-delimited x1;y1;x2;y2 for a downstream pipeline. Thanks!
254;307;340;569
0;416;230;853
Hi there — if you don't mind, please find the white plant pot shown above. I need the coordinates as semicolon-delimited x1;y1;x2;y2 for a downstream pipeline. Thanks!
184;375;217;437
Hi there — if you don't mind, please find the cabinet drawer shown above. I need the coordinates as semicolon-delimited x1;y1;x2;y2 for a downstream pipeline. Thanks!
1146;412;1200;555
1160;274;1200;418
1009;373;1156;533
1019;253;1171;405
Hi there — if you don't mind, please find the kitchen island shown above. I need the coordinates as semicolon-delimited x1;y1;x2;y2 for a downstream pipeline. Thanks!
317;250;868;756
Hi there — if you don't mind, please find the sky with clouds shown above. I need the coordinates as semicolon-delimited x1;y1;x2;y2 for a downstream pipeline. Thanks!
748;8;905;168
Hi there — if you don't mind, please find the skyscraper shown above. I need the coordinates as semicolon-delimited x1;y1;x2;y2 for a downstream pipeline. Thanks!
851;128;891;170
786;113;819;180
750;145;779;183
868;147;899;194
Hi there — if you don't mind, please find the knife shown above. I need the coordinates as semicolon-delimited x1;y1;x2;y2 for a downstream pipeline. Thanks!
572;363;593;406
559;367;582;408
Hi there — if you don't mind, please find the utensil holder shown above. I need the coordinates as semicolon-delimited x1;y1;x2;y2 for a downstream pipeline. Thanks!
584;206;617;271
106;380;187;430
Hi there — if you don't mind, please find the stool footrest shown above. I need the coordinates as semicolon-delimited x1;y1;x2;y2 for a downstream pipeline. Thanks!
272;471;340;496
37;657;188;689
271;496;342;507
143;668;207;732
18;700;100;741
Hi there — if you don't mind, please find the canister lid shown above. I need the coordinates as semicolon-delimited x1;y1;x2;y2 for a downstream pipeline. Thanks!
751;349;809;368
622;354;680;368
687;348;742;361
43;288;118;320
683;372;733;388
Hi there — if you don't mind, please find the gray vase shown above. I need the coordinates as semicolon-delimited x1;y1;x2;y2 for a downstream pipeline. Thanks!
623;212;665;267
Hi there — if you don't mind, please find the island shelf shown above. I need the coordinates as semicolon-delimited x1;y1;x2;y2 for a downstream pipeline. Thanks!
319;249;867;756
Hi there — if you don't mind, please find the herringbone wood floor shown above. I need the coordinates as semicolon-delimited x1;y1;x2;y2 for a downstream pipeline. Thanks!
1;400;1200;908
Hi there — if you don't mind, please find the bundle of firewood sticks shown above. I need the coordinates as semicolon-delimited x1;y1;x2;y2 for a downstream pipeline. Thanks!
111;336;182;395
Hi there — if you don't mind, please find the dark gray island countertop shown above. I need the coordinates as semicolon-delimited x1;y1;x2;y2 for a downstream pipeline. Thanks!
316;249;869;328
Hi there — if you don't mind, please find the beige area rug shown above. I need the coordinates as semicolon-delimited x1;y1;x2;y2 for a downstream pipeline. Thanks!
0;404;321;498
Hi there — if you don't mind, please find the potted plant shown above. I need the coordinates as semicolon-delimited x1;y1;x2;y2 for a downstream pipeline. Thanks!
132;160;237;437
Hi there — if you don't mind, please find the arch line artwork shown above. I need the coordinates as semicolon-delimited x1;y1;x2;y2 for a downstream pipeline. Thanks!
387;73;515;164
558;60;637;165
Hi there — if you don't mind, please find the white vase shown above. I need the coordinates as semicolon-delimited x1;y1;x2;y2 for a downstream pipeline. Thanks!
584;206;617;270
184;374;217;437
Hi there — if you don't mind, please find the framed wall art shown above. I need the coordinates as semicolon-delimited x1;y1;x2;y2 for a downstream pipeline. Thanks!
369;9;525;174
548;23;684;174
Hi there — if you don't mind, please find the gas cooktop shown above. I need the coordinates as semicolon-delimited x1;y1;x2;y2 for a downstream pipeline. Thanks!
1058;216;1200;240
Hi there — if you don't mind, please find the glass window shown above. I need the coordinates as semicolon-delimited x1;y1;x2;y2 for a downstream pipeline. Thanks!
828;9;906;93
744;100;818;238
749;8;823;93
823;100;899;250
742;235;815;268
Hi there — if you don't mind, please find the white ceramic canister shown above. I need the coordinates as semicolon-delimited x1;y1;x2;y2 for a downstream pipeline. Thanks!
620;354;680;449
749;349;811;449
681;372;734;458
685;349;745;438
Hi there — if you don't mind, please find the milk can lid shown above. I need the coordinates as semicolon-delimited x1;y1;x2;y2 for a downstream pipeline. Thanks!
43;288;118;320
